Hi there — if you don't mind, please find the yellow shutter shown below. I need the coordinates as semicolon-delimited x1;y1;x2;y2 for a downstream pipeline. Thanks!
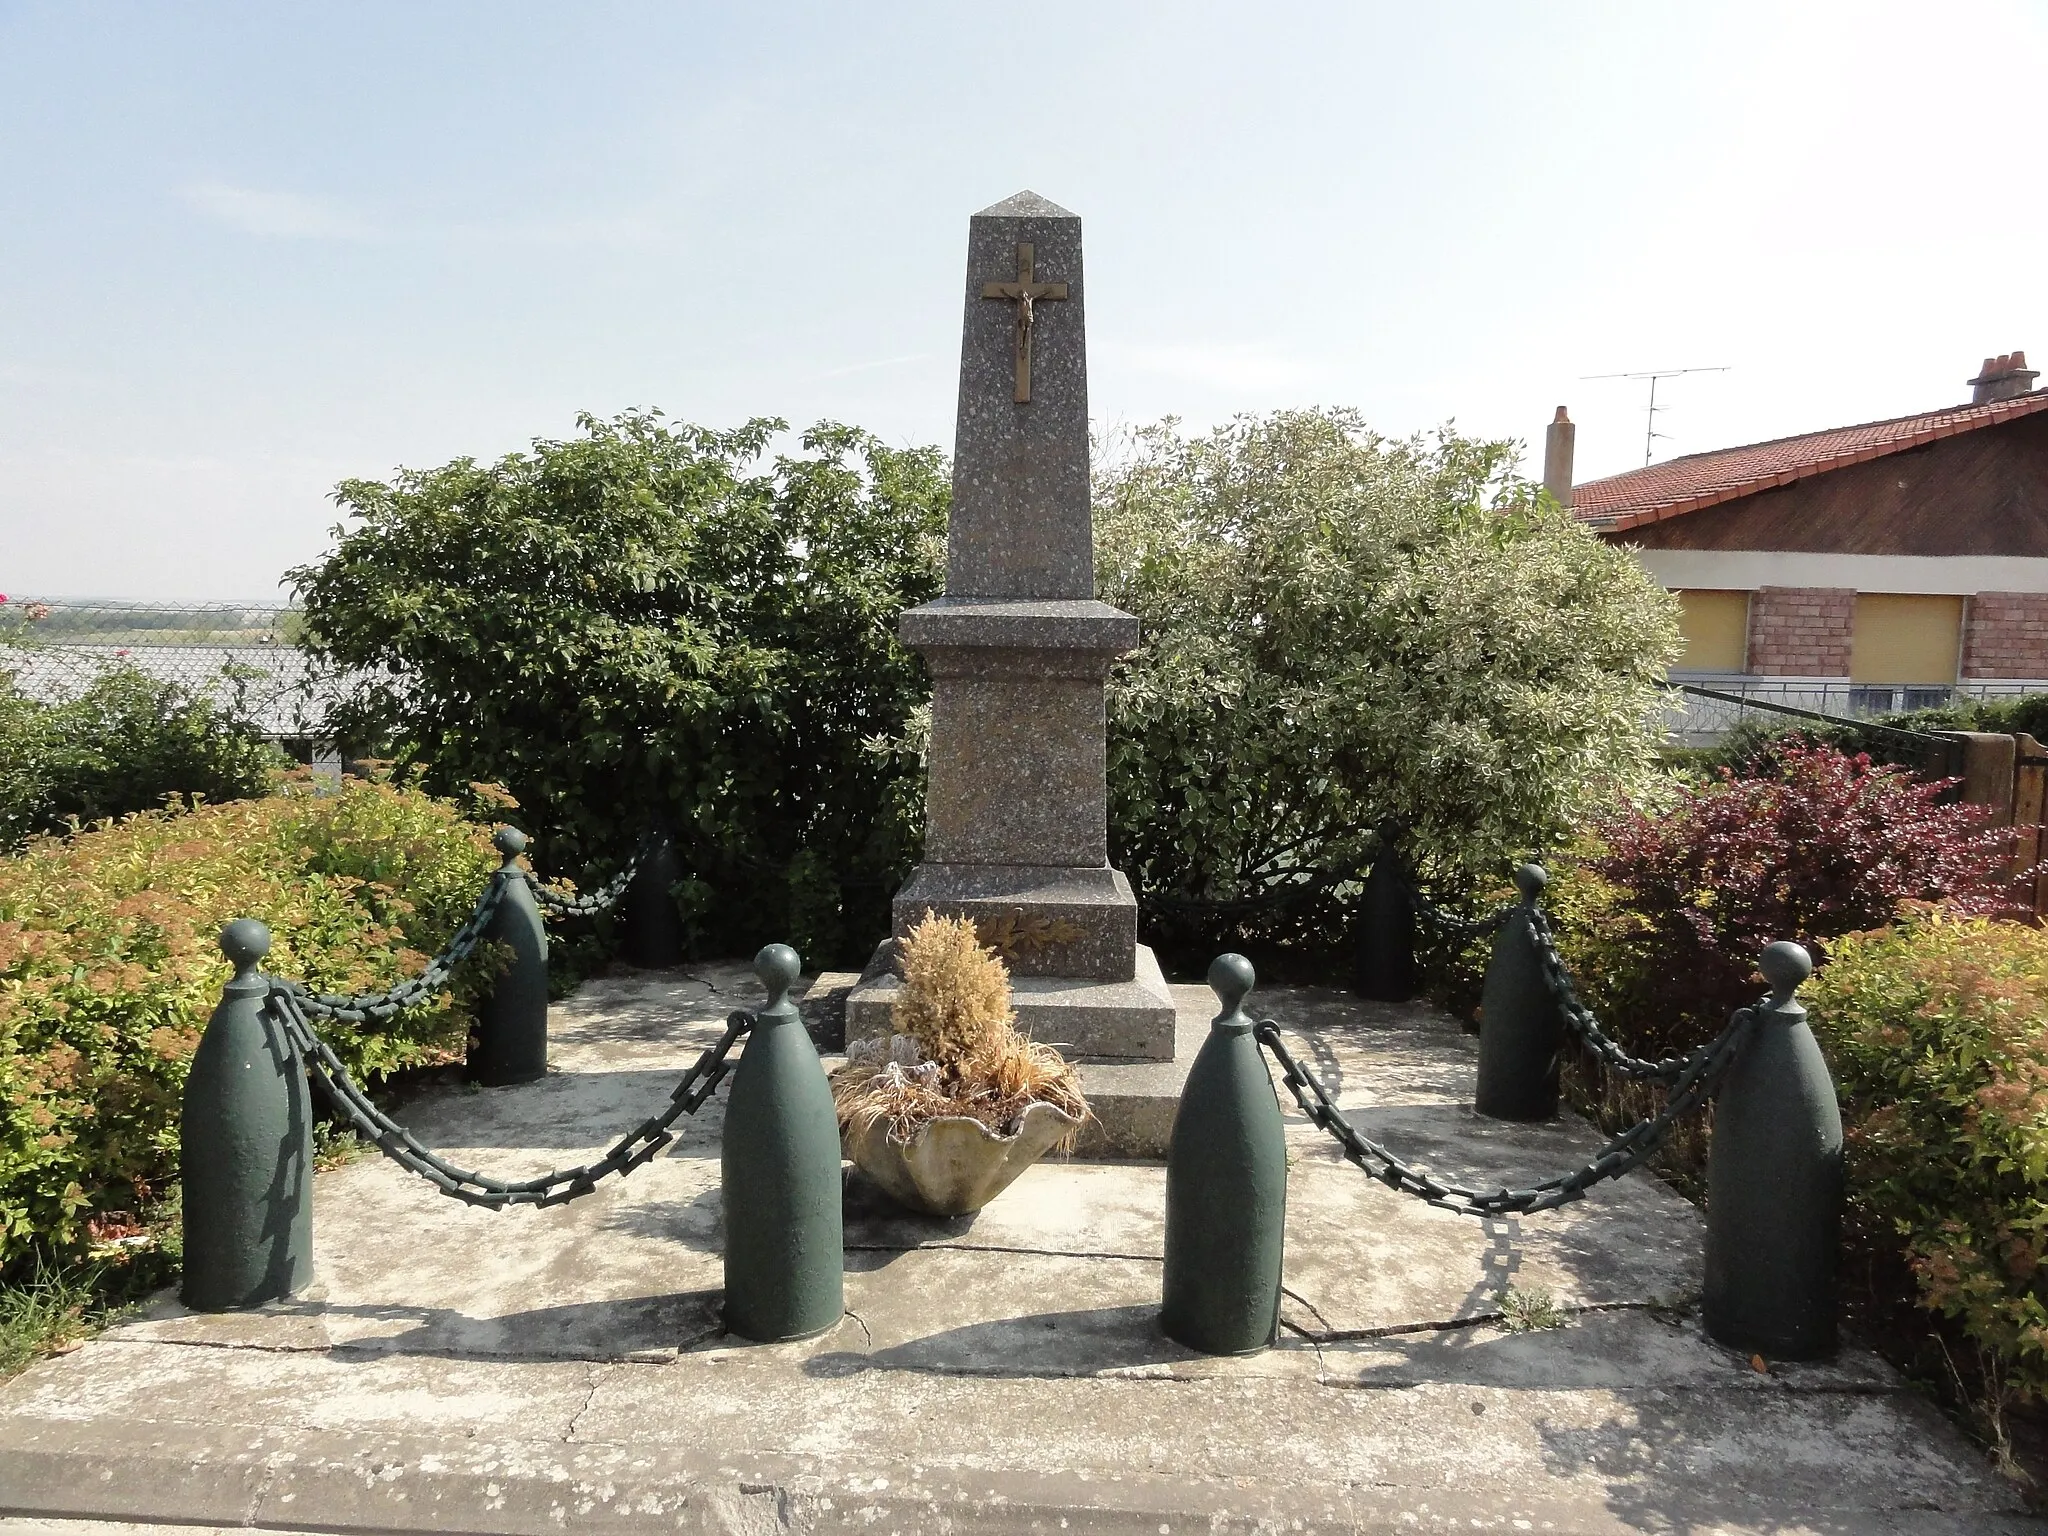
1673;590;1749;672
1850;594;1962;684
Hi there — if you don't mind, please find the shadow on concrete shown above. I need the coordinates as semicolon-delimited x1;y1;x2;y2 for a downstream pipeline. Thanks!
805;1303;1204;1380
551;1000;725;1050
395;1069;723;1149
837;1167;983;1248
1528;1387;1975;1535
250;1289;728;1361
592;1183;725;1249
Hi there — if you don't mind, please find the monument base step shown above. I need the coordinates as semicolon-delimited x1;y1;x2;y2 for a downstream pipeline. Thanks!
845;943;1177;1062
891;862;1138;980
1068;1004;1204;1158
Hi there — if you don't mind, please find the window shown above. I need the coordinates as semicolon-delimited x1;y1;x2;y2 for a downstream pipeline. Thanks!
1850;594;1962;685
1673;590;1749;672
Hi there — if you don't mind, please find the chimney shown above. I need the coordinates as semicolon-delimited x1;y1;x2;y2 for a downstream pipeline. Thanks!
1968;350;2040;404
1542;406;1576;508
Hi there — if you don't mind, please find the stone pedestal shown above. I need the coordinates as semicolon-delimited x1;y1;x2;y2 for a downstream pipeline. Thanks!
846;192;1187;1151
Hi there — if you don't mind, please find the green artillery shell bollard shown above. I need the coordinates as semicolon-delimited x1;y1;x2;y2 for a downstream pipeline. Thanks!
1475;864;1561;1122
623;835;686;969
1355;846;1415;1003
721;943;845;1342
181;920;314;1311
1162;954;1288;1356
1703;941;1843;1361
470;828;549;1086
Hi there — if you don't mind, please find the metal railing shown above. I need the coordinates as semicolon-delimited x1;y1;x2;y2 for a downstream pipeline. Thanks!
1665;674;2045;746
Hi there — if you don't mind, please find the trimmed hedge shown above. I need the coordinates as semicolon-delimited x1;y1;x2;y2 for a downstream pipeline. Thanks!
0;776;499;1263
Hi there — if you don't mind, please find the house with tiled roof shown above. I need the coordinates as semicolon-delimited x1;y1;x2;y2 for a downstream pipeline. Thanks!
1552;352;2048;724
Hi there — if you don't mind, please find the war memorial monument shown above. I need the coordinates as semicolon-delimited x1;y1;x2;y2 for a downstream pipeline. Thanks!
843;191;1192;1154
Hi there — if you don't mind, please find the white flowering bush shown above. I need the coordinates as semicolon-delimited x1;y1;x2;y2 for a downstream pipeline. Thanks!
1095;409;1680;946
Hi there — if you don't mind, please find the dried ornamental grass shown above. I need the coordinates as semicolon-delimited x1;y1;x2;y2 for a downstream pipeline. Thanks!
889;912;1011;1065
834;912;1087;1148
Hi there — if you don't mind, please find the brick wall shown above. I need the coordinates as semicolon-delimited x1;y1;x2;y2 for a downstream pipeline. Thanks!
1962;591;2048;679
1745;586;1853;676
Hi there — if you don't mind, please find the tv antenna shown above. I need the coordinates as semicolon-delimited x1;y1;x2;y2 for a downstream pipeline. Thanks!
1582;365;1731;466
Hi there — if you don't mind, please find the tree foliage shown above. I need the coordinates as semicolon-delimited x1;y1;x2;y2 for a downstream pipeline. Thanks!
290;411;948;965
1093;408;1680;958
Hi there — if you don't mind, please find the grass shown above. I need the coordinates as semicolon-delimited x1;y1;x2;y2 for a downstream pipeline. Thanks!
1496;1284;1570;1332
0;1263;106;1377
313;1123;372;1171
0;1190;183;1383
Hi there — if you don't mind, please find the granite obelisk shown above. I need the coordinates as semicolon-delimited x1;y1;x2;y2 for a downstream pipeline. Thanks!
847;190;1177;1086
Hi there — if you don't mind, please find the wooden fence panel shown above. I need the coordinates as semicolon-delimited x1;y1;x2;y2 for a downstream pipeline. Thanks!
2016;734;2048;919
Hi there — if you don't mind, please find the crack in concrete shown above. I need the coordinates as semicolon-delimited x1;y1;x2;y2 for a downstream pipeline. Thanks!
561;1361;604;1443
1304;1332;1334;1387
108;1332;726;1369
1287;1297;1672;1344
244;1453;283;1527
1281;1283;1337;1336
843;1308;873;1349
843;1241;1161;1263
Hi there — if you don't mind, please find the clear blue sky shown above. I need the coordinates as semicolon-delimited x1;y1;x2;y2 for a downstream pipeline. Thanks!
4;2;2044;599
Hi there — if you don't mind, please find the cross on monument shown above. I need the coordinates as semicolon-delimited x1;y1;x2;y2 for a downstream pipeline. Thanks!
981;242;1068;403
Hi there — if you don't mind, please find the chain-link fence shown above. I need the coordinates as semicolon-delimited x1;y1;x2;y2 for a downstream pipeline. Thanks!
1;597;334;740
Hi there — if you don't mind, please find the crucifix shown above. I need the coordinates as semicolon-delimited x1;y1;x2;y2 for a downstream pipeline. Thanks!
981;242;1068;403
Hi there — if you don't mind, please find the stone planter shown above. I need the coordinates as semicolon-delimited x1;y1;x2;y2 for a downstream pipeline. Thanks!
843;1101;1080;1216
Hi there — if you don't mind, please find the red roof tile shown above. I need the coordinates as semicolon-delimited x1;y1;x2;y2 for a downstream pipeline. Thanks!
1572;389;2048;533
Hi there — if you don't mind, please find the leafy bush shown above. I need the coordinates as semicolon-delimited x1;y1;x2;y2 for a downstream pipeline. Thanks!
1094;409;1680;962
0;778;499;1263
1878;692;2048;744
290;412;948;967
1808;910;2048;1399
1553;742;2014;1063
0;665;281;851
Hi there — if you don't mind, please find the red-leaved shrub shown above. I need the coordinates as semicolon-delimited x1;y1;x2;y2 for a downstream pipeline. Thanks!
1570;743;2016;1059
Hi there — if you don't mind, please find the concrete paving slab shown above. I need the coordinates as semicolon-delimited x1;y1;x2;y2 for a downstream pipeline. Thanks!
4;1338;2024;1534
0;965;2032;1534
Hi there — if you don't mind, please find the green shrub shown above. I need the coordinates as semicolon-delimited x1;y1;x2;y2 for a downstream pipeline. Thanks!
0;777;499;1263
1094;409;1680;963
1808;910;2048;1398
0;665;282;851
290;412;948;967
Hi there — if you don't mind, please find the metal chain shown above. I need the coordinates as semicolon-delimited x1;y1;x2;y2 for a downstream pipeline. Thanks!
1254;1004;1755;1218
281;872;512;1023
1523;905;1718;1084
272;983;751;1209
524;835;665;916
1406;884;1517;948
1148;868;1349;918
